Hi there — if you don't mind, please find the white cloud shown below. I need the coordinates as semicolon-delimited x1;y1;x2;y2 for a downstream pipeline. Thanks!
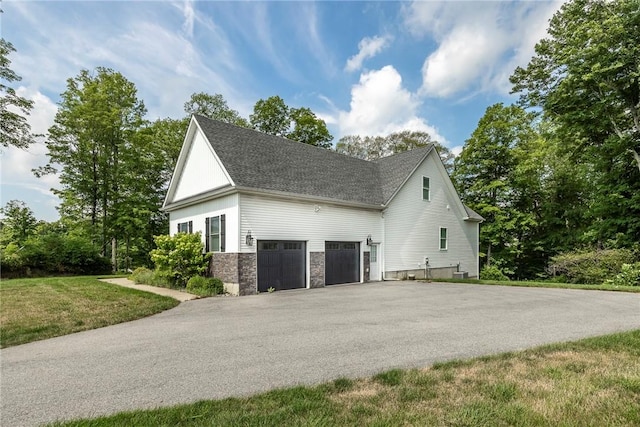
420;25;508;97
345;35;390;72
336;66;448;144
180;0;195;38
404;1;562;98
294;3;338;77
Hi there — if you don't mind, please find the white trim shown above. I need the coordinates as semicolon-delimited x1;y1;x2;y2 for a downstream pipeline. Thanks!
163;116;236;209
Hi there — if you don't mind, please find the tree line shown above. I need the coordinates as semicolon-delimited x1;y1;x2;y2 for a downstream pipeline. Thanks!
1;0;638;282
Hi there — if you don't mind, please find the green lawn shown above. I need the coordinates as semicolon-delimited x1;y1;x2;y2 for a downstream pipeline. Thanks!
0;276;179;348
433;277;640;293
51;330;640;426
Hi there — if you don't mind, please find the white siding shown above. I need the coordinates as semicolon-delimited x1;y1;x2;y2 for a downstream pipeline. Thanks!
239;194;383;252
240;194;383;285
384;151;479;276
172;129;231;202
169;194;240;252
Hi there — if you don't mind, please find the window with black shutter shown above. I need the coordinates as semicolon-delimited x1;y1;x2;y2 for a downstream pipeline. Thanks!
205;214;226;252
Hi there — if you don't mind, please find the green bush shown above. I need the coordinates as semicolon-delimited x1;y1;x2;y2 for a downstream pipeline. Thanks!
130;267;153;285
549;249;637;284
150;233;209;287
605;263;640;287
150;270;174;288
186;276;224;297
0;234;112;277
480;265;510;281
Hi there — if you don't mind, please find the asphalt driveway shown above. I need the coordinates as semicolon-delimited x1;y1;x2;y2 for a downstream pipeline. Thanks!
2;282;639;426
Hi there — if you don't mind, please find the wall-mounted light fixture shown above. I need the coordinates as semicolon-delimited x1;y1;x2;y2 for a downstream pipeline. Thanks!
245;230;254;246
314;205;321;212
366;234;373;246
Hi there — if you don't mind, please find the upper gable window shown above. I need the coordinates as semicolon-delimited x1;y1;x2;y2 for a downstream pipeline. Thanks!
422;176;430;201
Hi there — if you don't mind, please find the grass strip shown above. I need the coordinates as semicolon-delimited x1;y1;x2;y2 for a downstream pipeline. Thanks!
0;276;179;348
51;329;640;426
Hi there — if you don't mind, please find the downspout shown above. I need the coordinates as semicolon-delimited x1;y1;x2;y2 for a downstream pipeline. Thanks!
381;208;386;281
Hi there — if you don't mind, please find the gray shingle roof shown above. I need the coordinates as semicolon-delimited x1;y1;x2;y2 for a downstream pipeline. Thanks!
374;146;433;203
195;115;431;207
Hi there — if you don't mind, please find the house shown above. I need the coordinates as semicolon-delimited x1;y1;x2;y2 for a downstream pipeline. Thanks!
162;114;483;295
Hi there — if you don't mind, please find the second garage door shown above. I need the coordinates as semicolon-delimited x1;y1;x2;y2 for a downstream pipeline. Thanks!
257;241;306;292
325;241;360;285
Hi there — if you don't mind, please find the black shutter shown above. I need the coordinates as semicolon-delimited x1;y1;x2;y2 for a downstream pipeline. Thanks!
220;214;226;252
177;223;180;234
188;221;193;234
205;217;210;252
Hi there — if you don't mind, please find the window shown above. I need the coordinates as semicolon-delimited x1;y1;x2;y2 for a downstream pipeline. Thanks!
422;176;430;201
259;241;278;251
284;242;302;250
439;227;448;250
177;221;192;234
205;215;225;252
370;245;377;262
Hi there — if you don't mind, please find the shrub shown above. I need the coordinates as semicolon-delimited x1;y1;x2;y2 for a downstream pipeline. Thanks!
186;276;224;297
0;234;111;277
130;267;153;285
605;263;640;287
480;265;510;281
150;270;174;288
549;249;637;284
150;233;209;287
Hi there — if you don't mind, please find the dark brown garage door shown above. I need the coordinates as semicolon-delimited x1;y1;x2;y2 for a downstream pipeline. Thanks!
257;241;306;292
325;241;360;285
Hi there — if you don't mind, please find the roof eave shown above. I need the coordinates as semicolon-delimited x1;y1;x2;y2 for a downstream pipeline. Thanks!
235;186;384;211
463;217;484;223
162;185;236;212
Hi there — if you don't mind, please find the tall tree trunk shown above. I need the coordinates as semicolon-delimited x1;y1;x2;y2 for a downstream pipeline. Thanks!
486;244;492;267
125;236;130;272
111;237;117;272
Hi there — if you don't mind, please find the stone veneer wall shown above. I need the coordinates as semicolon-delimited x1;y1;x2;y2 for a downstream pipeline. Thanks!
209;253;239;283
309;252;325;288
363;251;370;282
238;253;257;296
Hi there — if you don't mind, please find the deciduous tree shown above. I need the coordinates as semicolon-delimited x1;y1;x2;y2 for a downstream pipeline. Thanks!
510;0;640;245
37;68;147;270
250;96;333;147
0;39;35;150
453;103;543;277
184;92;248;127
336;131;454;173
250;95;290;137
0;200;38;246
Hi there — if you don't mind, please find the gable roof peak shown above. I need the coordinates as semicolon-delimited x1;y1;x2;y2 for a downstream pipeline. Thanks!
189;115;439;207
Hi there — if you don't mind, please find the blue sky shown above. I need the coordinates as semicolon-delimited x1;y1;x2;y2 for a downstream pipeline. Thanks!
1;0;562;222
